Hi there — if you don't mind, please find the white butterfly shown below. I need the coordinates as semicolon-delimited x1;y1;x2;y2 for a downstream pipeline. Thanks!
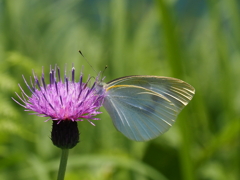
97;76;195;141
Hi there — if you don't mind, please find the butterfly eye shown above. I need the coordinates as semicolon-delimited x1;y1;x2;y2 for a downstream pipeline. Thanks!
95;82;106;96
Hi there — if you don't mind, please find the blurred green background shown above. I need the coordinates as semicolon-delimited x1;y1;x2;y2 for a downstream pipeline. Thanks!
0;0;239;179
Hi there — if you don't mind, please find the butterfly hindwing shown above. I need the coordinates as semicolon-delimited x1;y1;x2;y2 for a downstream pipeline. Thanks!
103;76;195;141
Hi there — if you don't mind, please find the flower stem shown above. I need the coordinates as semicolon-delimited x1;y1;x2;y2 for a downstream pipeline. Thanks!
57;149;69;180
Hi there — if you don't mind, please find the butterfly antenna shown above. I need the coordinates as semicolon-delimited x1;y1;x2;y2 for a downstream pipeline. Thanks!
101;65;108;81
78;50;97;74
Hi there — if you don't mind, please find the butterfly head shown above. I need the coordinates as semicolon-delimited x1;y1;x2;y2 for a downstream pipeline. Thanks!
94;72;107;96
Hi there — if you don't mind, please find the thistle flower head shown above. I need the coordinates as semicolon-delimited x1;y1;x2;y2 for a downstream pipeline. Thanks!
13;65;105;125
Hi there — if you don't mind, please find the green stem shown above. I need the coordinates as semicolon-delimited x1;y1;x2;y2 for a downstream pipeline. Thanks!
57;149;69;180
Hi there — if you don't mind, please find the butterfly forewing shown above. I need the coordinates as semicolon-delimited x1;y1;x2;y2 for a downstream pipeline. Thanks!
103;76;195;141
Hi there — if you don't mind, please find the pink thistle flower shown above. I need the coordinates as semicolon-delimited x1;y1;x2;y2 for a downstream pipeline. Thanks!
12;65;105;149
12;65;105;124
